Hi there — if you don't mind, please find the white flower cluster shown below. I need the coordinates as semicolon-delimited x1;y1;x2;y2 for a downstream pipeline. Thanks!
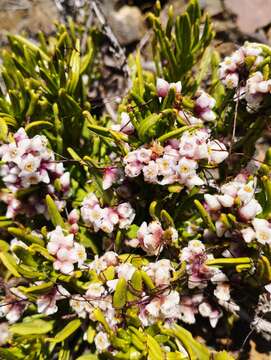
219;42;271;112
47;226;86;274
70;253;125;328
0;128;69;191
127;221;178;256
178;240;238;327
69;253;183;328
204;174;263;237
124;129;228;188
80;193;135;233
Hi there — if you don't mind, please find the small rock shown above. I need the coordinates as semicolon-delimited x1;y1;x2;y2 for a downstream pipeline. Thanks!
225;0;271;34
109;6;145;46
0;0;59;38
213;41;236;57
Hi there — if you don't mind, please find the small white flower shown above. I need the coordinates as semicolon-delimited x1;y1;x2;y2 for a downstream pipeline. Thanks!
117;263;136;281
217;194;235;208
19;154;41;175
214;283;231;301
94;331;110;353
239;198;262;220
136;148;152;164
204;194;221;211
143;161;159;183
86;283;106;299
241;227;256;243
208;140;228;164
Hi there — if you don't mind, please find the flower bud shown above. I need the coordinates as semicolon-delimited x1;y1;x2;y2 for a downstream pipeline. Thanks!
156;78;170;97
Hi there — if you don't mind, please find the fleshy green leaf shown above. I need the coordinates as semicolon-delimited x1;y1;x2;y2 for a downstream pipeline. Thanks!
113;277;127;309
48;319;81;343
45;195;65;228
11;319;53;335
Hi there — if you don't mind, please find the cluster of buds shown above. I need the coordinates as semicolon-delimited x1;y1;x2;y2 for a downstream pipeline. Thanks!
157;79;216;124
180;240;227;289
124;129;228;188
68;209;80;234
219;42;271;112
47;226;86;274
204;175;263;237
156;78;182;98
127;221;178;256
0;128;69;191
194;90;216;122
80;193;135;234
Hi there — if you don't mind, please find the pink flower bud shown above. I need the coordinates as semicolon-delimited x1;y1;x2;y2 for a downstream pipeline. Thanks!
68;209;80;224
69;223;79;235
157;78;170;97
60;172;70;192
102;167;119;190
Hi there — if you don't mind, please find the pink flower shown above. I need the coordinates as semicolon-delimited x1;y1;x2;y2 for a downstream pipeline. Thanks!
124;161;143;177
0;288;28;323
47;226;86;274
241;227;256;243
116;202;135;229
136;148;152;164
37;285;70;315
143;161;159;183
102;167;121;190
180;240;218;289
217;194;235;208
134;221;177;255
143;259;172;286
